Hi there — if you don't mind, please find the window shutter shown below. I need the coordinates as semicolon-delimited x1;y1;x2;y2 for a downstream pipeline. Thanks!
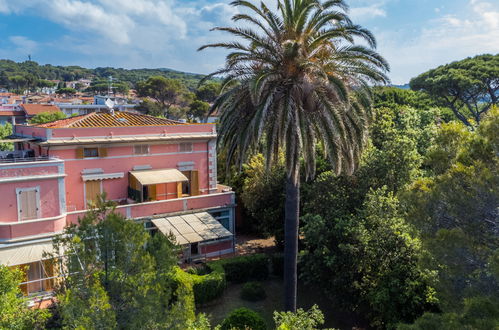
75;148;84;159
98;147;107;157
177;182;182;198
190;170;199;196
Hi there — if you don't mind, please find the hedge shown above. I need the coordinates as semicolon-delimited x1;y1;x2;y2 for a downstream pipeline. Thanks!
172;267;196;323
208;254;269;283
176;254;271;306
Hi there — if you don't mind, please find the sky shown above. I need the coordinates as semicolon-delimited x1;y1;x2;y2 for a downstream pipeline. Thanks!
0;0;498;84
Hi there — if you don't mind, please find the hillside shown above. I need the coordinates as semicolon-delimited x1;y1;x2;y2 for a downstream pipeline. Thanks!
0;59;207;90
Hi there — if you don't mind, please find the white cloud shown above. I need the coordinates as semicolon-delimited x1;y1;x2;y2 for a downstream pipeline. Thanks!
377;0;499;84
350;3;386;21
9;36;38;54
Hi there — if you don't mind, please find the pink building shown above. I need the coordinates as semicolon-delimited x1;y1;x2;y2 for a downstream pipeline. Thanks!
0;111;235;298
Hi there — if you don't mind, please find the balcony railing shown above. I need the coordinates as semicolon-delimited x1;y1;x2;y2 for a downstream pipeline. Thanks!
0;155;55;163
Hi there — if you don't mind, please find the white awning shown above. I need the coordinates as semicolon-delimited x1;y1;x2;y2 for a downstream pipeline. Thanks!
130;168;188;186
152;212;233;245
0;241;61;266
82;172;124;181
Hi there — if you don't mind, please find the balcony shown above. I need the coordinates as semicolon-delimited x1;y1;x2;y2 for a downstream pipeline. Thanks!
0;150;57;163
67;189;235;225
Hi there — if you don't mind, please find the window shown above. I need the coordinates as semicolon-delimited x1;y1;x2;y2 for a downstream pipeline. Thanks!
19;260;56;295
134;144;149;155
85;180;102;205
83;148;99;158
179;142;193;152
180;170;199;197
17;187;40;221
210;210;231;232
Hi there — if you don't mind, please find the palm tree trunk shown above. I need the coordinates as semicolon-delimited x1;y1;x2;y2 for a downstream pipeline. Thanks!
284;160;300;312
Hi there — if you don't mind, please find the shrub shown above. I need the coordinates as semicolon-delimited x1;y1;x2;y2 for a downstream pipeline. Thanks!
240;281;267;302
209;254;269;283
220;308;266;330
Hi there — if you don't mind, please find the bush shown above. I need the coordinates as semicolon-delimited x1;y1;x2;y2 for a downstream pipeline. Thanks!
209;254;269;283
220;308;266;330
240;281;267;302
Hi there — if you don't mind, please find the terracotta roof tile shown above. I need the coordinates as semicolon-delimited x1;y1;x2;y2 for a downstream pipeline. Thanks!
0;111;25;116
35;111;184;128
20;104;61;116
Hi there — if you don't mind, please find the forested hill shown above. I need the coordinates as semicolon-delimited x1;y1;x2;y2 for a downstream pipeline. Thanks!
0;59;207;89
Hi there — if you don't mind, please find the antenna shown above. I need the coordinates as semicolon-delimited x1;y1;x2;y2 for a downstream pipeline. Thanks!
105;98;115;115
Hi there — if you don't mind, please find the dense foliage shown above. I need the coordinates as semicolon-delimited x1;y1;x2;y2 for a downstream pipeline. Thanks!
201;0;389;312
29;112;67;125
410;54;499;127
0;266;49;329
273;305;325;330
49;195;194;329
0;122;13;151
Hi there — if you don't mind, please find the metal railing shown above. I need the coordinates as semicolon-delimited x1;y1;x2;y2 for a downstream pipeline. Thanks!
0;156;56;163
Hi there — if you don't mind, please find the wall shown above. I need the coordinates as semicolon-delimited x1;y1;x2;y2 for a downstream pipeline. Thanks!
51;141;211;211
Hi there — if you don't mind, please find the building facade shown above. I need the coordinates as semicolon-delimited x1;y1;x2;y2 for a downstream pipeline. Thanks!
0;111;235;299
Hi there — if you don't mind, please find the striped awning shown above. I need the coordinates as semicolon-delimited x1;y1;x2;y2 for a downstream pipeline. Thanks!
152;212;232;245
130;168;188;186
82;172;124;181
0;241;60;266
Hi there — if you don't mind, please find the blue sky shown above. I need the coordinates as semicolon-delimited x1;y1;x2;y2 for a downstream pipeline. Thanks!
0;0;498;84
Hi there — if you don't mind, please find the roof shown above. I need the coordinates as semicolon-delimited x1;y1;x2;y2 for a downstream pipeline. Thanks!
152;212;233;245
20;104;61;116
35;111;183;128
130;168;188;185
37;133;217;146
0;111;24;116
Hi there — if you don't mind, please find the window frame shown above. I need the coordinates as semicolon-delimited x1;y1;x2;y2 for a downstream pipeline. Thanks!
83;147;99;158
133;144;150;155
16;186;41;222
179;142;193;153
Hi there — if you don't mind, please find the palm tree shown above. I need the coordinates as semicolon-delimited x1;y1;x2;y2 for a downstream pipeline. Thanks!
200;0;389;311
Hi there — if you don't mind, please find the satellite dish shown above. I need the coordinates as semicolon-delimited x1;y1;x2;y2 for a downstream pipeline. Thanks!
105;98;115;115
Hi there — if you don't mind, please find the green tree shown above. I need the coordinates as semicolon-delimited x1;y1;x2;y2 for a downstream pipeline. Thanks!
301;188;438;328
136;76;187;117
37;79;56;89
0;265;49;329
51;195;190;329
200;0;389;311
29;112;67;125
0;123;14;151
58;279;117;330
241;153;286;244
187;100;210;122
136;99;164;117
410;54;499;127
55;87;77;95
196;82;221;102
274;305;326;330
398;296;499;330
401;108;499;311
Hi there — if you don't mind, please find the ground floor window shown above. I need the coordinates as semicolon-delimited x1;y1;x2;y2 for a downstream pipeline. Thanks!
209;209;232;232
16;259;58;296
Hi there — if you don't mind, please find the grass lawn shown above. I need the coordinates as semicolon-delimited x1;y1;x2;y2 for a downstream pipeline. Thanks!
197;278;364;329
